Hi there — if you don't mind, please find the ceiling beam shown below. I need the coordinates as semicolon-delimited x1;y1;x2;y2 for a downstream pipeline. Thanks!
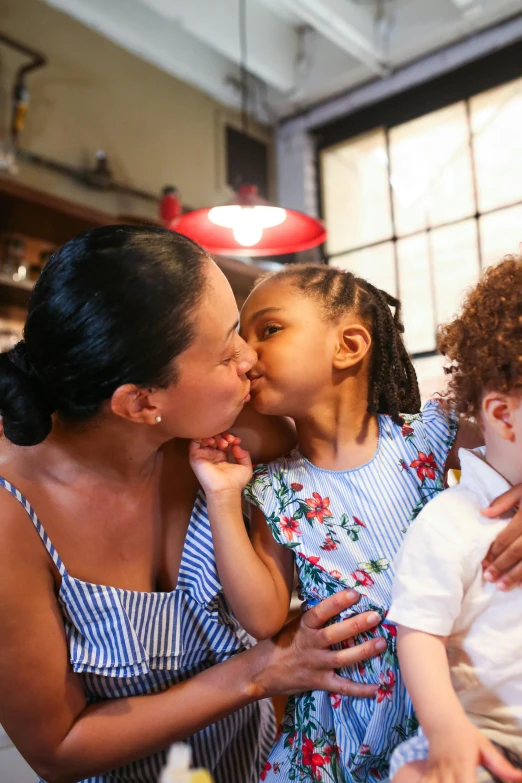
138;0;298;92
276;0;387;75
42;0;247;110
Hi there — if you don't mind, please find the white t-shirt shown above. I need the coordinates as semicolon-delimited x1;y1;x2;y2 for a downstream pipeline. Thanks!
388;447;522;755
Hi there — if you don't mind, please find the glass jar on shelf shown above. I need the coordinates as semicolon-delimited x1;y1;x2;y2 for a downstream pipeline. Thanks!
2;237;28;283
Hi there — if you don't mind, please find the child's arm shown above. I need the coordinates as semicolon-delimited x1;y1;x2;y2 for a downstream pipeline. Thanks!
189;434;293;640
397;627;522;783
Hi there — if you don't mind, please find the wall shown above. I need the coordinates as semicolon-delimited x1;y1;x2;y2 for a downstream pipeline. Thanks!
0;0;273;221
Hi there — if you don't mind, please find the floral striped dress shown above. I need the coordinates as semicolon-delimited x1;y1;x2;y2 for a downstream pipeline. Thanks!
244;400;458;783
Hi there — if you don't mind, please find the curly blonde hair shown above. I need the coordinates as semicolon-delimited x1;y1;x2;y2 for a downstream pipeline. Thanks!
437;255;522;418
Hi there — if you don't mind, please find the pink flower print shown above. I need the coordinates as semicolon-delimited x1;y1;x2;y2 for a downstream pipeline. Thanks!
410;451;437;481
305;555;324;570
329;569;342;580
280;515;301;542
320;535;337;551
302;738;327;779
305;492;333;524
261;762;272;780
324;745;339;760
401;423;414;438
376;669;395;703
291;482;303;492
353;517;366;527
382;622;397;638
288;732;297;747
360;744;371;756
330;693;342;709
351;569;374;588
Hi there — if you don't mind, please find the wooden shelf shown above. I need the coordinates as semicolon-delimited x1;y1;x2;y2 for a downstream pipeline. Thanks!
0;176;259;310
0;274;34;292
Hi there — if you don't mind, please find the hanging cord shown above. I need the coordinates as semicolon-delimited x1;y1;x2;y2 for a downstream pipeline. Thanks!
239;0;249;135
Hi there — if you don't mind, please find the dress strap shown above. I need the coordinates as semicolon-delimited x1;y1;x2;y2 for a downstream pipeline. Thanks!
0;478;67;577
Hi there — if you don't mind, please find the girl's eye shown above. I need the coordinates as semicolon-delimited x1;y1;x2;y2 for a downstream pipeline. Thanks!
262;324;281;338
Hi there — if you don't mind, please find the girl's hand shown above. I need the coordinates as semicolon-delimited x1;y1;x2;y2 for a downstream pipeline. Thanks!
482;484;522;589
189;432;253;497
420;721;522;783
252;589;386;699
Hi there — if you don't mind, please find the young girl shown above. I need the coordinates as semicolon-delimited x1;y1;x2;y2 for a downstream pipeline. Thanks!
388;258;522;783
189;264;519;783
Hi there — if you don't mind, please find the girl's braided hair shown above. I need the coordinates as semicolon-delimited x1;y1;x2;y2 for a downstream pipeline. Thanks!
254;264;421;425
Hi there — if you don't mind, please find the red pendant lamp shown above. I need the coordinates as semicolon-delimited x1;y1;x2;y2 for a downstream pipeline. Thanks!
161;0;326;258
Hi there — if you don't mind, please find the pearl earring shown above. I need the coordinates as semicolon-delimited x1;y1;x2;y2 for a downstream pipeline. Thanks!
155;415;162;424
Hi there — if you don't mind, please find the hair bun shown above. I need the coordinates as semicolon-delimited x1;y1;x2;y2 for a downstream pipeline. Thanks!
0;342;54;446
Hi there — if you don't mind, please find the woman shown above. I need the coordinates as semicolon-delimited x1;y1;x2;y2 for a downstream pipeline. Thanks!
0;226;385;783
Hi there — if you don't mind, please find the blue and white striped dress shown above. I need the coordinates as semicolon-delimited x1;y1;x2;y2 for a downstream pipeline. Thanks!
245;400;458;783
0;482;275;783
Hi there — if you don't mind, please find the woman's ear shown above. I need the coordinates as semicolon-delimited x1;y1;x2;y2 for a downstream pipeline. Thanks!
111;384;162;426
482;392;519;442
333;321;372;370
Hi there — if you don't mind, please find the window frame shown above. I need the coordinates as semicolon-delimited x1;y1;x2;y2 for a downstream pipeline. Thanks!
314;40;522;358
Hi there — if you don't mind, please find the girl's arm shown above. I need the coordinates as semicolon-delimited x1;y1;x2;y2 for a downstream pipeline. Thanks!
206;493;293;638
397;627;522;783
190;435;293;639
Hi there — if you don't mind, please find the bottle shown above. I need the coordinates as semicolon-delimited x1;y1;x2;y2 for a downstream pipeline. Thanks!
159;744;213;783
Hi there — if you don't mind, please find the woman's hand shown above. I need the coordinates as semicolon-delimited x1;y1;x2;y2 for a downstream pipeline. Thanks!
251;589;385;699
419;720;522;783
482;484;522;589
189;432;252;497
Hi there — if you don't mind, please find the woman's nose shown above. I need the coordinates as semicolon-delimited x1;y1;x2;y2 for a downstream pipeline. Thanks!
237;341;257;376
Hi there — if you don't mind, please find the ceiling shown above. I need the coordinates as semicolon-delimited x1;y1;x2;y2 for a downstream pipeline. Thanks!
41;0;522;123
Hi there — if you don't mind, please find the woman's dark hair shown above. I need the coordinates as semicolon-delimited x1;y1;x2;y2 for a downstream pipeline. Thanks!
0;225;208;446
255;264;421;425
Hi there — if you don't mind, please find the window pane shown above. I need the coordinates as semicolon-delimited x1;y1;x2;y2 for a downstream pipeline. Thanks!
397;233;436;354
470;76;522;213
321;128;393;255
413;354;447;404
389;102;475;236
430;219;480;325
329;241;397;297
479;203;522;267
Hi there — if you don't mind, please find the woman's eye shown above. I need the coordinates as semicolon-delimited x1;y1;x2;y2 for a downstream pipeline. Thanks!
223;349;241;364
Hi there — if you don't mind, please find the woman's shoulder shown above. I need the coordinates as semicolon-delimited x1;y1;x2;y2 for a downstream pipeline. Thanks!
230;405;297;464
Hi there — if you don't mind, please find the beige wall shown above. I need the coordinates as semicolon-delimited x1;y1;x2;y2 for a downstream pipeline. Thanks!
0;0;273;221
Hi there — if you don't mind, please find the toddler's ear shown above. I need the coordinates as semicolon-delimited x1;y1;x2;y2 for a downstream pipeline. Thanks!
482;392;519;442
333;322;371;371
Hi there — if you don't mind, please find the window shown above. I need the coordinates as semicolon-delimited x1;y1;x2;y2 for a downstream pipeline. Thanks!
320;74;522;396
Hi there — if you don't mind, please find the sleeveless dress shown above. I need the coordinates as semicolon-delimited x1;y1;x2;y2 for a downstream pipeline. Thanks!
244;400;458;783
0;482;275;783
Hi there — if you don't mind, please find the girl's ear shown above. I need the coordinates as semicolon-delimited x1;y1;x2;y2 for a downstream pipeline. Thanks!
333;321;372;370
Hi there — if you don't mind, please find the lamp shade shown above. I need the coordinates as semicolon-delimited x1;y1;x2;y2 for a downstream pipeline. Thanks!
173;185;326;257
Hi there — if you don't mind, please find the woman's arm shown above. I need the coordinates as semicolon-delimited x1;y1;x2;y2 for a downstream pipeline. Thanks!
443;417;522;589
0;504;384;783
190;436;293;638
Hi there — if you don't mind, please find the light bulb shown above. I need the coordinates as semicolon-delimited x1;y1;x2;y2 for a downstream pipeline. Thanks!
232;210;263;247
208;204;286;247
